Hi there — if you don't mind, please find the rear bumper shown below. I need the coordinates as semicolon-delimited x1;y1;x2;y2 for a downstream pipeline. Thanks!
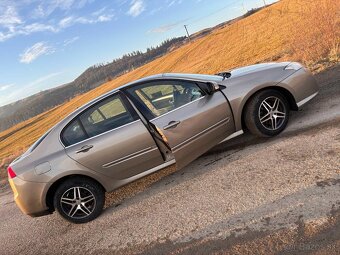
9;177;50;217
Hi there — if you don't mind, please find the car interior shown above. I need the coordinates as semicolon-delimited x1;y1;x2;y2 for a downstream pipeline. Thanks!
127;82;203;119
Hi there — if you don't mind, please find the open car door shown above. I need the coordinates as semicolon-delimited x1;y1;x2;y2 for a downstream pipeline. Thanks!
124;80;235;169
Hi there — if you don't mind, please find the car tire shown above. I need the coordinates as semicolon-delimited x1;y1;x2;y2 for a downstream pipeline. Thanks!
53;177;105;224
244;89;290;137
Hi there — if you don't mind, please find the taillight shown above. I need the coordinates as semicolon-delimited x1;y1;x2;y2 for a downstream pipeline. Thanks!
7;166;16;179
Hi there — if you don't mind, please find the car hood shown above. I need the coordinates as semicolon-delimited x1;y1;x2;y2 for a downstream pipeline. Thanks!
229;62;291;78
219;62;299;91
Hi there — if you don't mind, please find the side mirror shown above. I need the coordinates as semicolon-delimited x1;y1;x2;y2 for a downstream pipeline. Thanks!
206;82;220;95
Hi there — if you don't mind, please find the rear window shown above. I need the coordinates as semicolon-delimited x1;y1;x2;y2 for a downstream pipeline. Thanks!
79;95;134;137
61;93;137;146
62;120;88;147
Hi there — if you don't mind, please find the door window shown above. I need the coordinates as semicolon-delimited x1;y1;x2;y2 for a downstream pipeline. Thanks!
62;93;137;146
126;81;204;119
80;94;136;137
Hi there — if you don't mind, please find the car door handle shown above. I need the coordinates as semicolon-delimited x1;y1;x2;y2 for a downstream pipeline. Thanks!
76;145;93;153
164;121;181;130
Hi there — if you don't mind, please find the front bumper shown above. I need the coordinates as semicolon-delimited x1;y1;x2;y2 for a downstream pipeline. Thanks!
9;177;50;217
278;67;319;109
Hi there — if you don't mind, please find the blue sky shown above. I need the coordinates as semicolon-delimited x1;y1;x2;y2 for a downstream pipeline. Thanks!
0;0;277;106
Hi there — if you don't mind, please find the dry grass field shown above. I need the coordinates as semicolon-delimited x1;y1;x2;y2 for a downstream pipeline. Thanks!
0;0;339;179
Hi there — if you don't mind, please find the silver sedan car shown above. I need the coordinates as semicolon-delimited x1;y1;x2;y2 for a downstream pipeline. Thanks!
8;62;318;223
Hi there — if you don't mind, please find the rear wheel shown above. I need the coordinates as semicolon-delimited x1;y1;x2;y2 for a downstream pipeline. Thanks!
244;90;290;137
53;177;105;224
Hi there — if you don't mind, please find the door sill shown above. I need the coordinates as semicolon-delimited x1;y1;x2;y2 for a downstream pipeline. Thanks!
115;159;176;187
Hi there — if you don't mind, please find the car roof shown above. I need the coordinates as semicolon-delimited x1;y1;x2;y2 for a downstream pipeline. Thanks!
121;72;223;88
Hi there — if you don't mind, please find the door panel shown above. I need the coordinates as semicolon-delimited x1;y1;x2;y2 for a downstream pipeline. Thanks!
124;80;235;169
151;92;234;169
63;92;164;179
65;120;164;179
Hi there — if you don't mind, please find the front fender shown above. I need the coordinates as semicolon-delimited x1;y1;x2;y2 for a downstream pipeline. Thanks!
220;65;299;131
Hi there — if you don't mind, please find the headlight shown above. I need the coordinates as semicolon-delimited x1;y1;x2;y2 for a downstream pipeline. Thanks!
284;62;302;71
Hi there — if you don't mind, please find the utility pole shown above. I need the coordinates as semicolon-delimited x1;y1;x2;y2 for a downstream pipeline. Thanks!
184;25;191;41
262;0;267;6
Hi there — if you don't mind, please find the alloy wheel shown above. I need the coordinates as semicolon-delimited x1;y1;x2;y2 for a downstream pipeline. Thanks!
60;187;96;219
258;96;287;131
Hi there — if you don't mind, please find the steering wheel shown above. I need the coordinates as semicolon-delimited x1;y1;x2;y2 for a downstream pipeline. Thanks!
184;88;196;101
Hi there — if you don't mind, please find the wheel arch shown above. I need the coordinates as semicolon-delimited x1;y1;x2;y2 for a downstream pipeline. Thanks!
45;174;106;212
240;86;298;131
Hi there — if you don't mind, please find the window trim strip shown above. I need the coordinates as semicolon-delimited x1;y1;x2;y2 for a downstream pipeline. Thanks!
102;146;158;168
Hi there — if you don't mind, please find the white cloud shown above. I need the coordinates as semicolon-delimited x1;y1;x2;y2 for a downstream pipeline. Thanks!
26;72;63;88
0;6;22;27
0;10;113;42
127;0;145;17
0;23;58;42
0;84;13;91
22;23;58;33
92;7;107;16
0;0;111;42
63;36;79;46
150;24;178;33
0;72;63;106
31;4;45;18
0;31;14;41
149;19;188;33
32;0;94;18
148;7;162;16
59;13;114;28
59;16;74;28
20;42;55;64
167;0;183;8
97;14;113;22
18;36;80;64
52;0;78;10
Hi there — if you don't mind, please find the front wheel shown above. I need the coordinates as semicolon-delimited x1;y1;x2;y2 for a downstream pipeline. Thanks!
244;90;290;137
53;177;105;224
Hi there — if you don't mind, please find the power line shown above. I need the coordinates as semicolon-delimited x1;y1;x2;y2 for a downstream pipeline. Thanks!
186;0;241;26
169;0;263;35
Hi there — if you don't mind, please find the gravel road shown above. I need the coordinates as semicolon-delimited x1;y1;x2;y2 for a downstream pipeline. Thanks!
0;65;339;255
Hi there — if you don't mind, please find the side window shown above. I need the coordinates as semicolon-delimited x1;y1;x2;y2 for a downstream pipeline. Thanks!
80;94;136;137
62;94;136;146
62;120;87;146
126;81;204;118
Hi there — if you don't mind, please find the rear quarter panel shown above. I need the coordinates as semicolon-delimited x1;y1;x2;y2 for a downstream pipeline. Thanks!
10;124;116;191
